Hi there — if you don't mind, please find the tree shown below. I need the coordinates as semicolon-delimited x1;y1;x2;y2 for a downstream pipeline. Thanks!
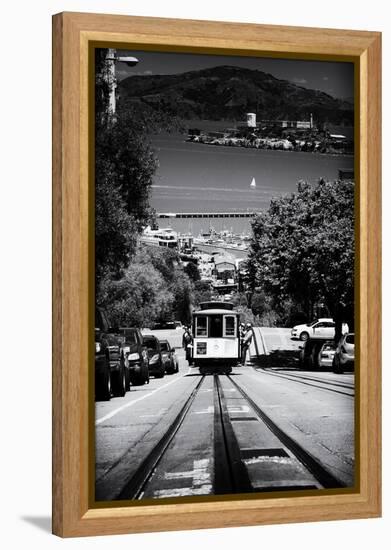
95;157;142;283
192;280;213;308
95;49;177;290
184;261;201;282
98;246;193;327
98;261;174;328
247;179;354;337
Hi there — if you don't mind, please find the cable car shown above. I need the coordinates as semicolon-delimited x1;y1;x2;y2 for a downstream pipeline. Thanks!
191;302;241;374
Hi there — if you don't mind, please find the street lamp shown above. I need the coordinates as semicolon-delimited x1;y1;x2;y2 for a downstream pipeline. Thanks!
106;55;139;67
105;49;139;113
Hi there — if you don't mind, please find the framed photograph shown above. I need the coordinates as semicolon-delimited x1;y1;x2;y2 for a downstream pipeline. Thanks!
52;12;381;537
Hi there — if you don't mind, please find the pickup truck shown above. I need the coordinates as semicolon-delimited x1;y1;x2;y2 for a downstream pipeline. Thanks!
95;308;127;400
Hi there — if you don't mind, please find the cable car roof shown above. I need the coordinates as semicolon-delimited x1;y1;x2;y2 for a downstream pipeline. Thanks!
199;301;233;310
193;308;239;315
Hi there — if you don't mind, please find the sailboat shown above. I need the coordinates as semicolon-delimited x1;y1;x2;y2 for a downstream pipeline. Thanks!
250;177;256;189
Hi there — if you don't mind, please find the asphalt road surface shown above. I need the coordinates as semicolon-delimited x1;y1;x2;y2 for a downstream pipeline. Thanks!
95;327;355;502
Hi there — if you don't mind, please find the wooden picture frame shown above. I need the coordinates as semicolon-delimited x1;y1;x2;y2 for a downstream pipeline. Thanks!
52;12;381;537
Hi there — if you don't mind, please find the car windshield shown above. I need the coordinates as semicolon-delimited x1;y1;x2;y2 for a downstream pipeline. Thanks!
306;319;319;326
160;342;169;351
144;338;157;350
323;343;336;351
346;334;355;345
122;330;137;344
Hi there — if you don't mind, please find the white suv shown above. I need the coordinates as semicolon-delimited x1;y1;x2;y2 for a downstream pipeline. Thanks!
291;318;335;341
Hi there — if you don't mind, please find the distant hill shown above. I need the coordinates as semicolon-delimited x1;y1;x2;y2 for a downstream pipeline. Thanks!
118;65;353;126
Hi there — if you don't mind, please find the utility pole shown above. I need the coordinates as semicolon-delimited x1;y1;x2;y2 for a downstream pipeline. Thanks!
104;50;139;114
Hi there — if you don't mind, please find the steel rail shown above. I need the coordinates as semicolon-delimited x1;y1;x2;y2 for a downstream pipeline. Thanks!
267;369;355;390
258;369;354;397
213;375;253;494
116;375;206;500
227;375;346;489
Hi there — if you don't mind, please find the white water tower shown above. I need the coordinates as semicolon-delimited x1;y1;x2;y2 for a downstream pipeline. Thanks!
246;113;257;128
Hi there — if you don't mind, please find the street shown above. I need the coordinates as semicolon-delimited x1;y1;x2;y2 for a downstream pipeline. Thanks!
95;327;355;501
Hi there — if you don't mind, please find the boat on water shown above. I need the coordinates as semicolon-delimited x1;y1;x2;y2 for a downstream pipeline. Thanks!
140;226;178;248
250;177;256;189
194;226;250;253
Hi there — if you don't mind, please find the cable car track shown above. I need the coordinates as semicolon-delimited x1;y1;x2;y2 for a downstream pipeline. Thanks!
256;368;355;397
102;369;345;501
264;368;355;389
225;375;345;489
115;375;206;500
213;375;253;494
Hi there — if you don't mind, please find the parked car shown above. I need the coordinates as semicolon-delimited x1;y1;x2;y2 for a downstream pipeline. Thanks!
318;341;337;369
291;318;335;341
120;327;149;386
95;308;127;400
159;340;179;374
299;337;334;370
333;333;355;373
152;321;181;330
142;335;165;378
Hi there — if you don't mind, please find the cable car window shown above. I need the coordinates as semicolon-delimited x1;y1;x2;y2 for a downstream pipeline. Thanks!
210;316;222;338
196;316;208;337
223;315;236;337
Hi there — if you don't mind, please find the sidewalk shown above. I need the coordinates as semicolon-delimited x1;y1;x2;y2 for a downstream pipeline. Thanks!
249;326;269;367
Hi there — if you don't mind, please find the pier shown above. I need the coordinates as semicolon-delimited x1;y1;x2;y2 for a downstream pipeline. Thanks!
157;212;256;219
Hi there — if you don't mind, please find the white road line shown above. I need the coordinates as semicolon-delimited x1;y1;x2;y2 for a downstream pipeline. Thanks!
155;459;212;497
193;406;214;415
152;486;212;498
95;375;187;426
243;456;293;465
227;405;250;414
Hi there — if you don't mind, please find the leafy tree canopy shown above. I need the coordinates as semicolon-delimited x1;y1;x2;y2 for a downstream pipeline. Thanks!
246;179;354;334
95;49;178;285
98;247;193;327
184;261;201;282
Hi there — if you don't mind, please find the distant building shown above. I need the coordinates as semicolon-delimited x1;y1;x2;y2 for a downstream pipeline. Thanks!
178;234;194;251
246;113;257;128
213;255;236;281
259;116;314;130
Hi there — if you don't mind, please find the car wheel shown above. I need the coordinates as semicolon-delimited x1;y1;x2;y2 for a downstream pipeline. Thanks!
96;358;111;401
333;356;343;374
125;369;131;391
112;366;126;397
130;375;142;386
156;366;165;379
300;331;309;341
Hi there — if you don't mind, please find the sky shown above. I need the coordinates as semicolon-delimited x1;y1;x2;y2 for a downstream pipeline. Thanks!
116;49;354;100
